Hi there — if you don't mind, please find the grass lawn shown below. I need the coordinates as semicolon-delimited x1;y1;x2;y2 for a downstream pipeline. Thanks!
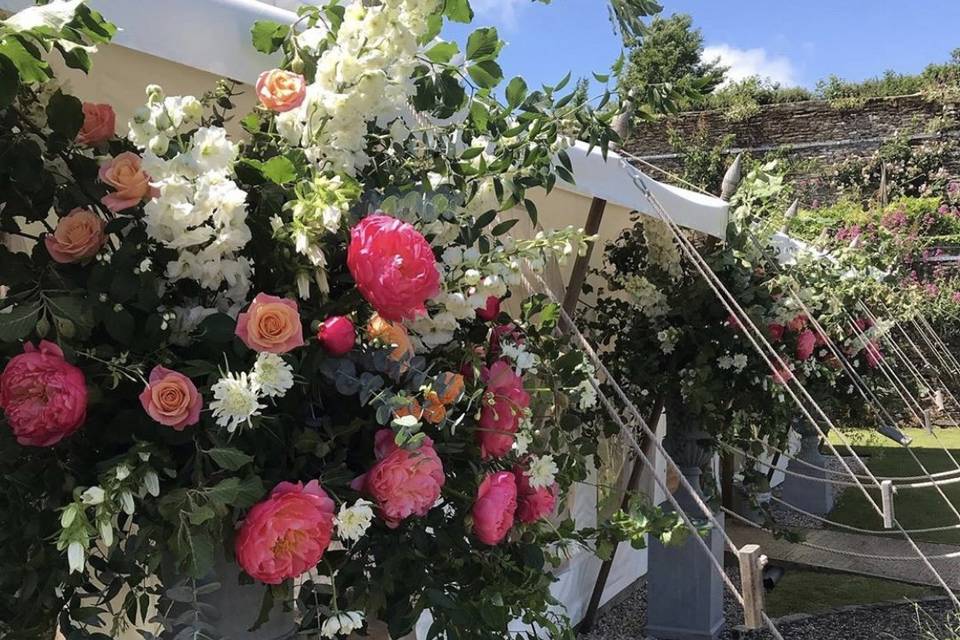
764;569;935;618
827;428;960;545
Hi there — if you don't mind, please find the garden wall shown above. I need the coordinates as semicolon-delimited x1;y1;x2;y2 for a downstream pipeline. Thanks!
625;94;960;203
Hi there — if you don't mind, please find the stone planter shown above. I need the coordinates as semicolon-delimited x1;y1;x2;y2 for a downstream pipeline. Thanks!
161;556;296;640
780;416;834;515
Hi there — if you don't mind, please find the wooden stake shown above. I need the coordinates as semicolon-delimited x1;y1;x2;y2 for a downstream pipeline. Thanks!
881;480;895;529
924;409;933;434
561;197;607;322
738;544;766;630
936;390;945;412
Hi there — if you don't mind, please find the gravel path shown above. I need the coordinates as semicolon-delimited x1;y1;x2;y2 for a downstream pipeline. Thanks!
767;456;867;530
578;565;956;640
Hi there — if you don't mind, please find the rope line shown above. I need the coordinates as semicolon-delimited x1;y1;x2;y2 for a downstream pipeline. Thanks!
766;495;960;536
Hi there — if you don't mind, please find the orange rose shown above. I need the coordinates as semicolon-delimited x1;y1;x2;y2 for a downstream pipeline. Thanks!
235;293;305;354
255;69;307;112
366;314;415;363
394;399;423;421
44;208;106;263
76;102;115;146
99;152;157;212
422;391;446;424
437;372;465;405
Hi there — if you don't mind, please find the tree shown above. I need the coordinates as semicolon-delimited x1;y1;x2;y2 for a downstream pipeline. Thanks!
620;13;726;110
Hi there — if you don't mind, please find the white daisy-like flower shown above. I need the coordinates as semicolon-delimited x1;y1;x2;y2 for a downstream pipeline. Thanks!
251;352;295;398
321;611;365;638
716;355;733;370
525;454;558;489
336;499;375;542
732;354;749;371
209;371;265;432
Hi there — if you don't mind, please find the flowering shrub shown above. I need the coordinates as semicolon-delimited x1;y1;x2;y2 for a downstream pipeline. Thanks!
0;2;682;639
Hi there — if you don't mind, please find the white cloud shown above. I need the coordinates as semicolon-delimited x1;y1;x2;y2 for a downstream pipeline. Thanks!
702;44;798;87
470;0;526;30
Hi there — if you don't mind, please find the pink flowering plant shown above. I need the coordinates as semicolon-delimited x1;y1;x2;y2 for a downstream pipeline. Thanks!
0;2;683;639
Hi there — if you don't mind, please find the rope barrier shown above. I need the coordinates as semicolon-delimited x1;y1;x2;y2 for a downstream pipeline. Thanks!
766;495;960;536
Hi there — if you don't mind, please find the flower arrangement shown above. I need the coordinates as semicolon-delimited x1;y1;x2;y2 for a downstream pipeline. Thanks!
0;2;680;639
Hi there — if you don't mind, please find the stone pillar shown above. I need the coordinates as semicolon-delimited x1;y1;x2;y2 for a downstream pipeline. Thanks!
645;401;725;640
779;418;834;516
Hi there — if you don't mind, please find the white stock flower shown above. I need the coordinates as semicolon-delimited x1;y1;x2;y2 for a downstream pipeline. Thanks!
251;353;295;398
80;486;105;506
525;455;558;489
336;499;375;542
210;371;265;432
321;611;365;638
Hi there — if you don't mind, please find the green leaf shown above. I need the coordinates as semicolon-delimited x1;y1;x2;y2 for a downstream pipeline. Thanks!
469;100;489;131
104;308;134;344
424;41;459;64
45;91;83;139
250;20;289;54
177;528;214;579
465;27;499;61
443;0;474;23
505;76;527;108
259;156;297;185
467;60;503;89
0;54;20;108
187;505;216;526
207;447;254;471
491;218;518;236
0;37;51;84
0;302;41;342
524;198;539;226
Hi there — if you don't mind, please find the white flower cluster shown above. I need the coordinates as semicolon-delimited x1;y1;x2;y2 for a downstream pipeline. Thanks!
276;0;439;175
335;498;375;542
130;88;253;305
642;218;683;280
657;327;679;355
210;354;294;432
501;341;538;374
408;226;591;349
321;611;365;638
622;275;669;318
716;353;748;372
572;360;598;411
525;454;558;489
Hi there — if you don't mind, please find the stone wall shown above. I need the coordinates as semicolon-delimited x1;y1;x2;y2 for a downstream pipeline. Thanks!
624;94;960;203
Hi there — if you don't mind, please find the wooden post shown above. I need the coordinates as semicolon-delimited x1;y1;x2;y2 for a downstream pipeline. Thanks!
721;452;736;510
738;545;766;630
924;409;933;434
936;390;945;412
561;197;607;322
881;480;895;529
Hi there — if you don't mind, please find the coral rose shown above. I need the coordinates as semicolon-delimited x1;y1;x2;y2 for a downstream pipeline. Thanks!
0;341;87;447
476;296;501;321
44;208;105;263
472;471;517;545
235;480;335;584
796;329;816;361
477;360;530;459
347;214;440;321
514;466;558;524
366;314;415;363
351;430;445;528
437;372;464;405
767;323;785;342
138;365;201;430
76;102;115;145
255;69;307;112
236;293;305;354
787;314;808;333
99;152;157;212
317;315;355;356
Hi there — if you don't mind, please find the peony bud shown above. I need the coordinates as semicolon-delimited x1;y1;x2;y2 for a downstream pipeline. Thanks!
476;296;501;322
317;316;356;356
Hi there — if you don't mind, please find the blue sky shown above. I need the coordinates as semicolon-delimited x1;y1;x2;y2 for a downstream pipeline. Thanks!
445;1;960;92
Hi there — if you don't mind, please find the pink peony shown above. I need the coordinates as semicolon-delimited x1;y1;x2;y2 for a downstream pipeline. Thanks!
99;152;158;212
316;315;355;356
476;296;501;321
768;323;785;342
865;341;883;368
0;341;87;447
477;360;530;459
796;329;816;361
76;102;115;146
138;365;201;430
347;214;440;321
45;208;106;263
235;480;335;585
514;466;558;524
472;471;517;545
351;430;445;527
236;293;305;354
255;69;307;112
